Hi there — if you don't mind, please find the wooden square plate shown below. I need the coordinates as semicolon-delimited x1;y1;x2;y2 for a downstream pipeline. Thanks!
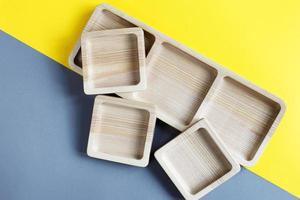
155;119;240;200
81;28;146;94
87;95;156;167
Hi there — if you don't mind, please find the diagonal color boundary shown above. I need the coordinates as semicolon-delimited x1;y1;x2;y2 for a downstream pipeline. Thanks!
1;1;300;197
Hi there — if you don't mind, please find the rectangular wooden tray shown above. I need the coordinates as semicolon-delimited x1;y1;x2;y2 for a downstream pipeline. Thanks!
69;4;285;166
155;119;240;200
81;28;146;94
87;95;156;167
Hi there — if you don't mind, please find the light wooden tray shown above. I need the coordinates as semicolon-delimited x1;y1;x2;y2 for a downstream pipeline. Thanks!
87;95;156;167
81;28;146;94
69;4;285;166
155;119;240;200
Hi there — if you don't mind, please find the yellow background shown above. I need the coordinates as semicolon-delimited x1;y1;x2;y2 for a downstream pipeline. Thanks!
0;0;299;197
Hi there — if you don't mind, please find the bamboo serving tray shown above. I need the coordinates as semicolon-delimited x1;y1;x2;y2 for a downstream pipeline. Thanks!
81;28;146;94
155;119;240;200
87;95;156;167
69;4;285;166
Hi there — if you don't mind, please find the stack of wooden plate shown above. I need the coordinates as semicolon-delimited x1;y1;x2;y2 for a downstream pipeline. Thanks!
68;4;285;200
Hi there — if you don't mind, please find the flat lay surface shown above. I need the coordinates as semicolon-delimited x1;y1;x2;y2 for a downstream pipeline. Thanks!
0;0;299;198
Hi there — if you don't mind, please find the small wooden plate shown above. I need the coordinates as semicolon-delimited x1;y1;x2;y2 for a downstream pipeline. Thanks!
87;95;156;167
155;119;240;200
70;4;286;166
81;28;146;94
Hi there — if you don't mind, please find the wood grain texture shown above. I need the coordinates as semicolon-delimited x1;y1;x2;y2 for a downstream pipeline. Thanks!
69;7;155;73
203;77;281;165
155;119;240;200
69;4;285;166
132;42;217;128
87;95;156;167
81;28;146;94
